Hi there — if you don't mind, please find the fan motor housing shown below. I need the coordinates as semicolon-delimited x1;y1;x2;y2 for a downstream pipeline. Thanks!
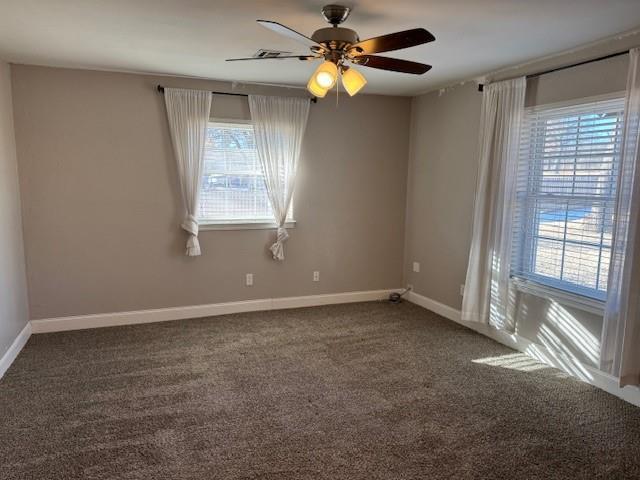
311;27;359;51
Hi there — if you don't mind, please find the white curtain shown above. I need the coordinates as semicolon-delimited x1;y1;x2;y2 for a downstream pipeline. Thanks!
248;95;310;260
600;48;640;387
163;88;212;256
461;77;526;330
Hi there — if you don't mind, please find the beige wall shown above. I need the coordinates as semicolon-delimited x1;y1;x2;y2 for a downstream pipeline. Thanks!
0;61;29;356
404;39;635;367
404;82;481;309
11;65;411;320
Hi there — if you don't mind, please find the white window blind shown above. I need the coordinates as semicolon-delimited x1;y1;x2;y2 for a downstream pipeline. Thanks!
199;121;292;224
512;95;625;301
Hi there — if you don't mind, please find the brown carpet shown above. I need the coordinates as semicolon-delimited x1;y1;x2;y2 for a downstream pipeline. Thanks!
1;301;639;479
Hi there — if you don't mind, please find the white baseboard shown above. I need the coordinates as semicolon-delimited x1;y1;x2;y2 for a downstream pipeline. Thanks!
406;291;640;408
30;289;397;334
406;291;463;323
0;322;31;380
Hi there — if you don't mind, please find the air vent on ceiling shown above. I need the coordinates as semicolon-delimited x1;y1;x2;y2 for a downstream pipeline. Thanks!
253;49;292;59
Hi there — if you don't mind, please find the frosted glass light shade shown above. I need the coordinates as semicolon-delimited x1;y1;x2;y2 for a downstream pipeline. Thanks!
312;61;338;89
307;75;329;97
341;67;367;96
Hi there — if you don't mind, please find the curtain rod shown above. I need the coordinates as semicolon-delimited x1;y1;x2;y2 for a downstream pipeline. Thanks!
477;49;629;92
156;85;317;103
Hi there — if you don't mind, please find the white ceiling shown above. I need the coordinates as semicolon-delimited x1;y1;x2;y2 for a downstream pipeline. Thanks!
1;0;639;96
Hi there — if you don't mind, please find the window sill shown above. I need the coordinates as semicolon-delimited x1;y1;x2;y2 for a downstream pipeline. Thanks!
199;220;296;231
511;276;605;316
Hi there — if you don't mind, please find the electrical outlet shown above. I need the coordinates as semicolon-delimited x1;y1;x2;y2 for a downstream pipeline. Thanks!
412;262;420;273
245;273;254;287
313;271;320;282
460;284;465;296
407;284;413;291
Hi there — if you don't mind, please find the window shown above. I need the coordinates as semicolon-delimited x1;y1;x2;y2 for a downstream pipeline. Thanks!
199;121;292;225
512;95;625;301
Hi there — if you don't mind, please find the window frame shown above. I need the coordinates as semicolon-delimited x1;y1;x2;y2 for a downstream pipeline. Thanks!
510;92;626;307
198;118;296;231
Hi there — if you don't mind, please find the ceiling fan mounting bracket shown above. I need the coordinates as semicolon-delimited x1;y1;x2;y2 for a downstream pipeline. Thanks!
321;4;351;26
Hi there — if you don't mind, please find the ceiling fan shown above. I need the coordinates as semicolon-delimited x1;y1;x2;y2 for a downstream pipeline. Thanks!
226;4;435;98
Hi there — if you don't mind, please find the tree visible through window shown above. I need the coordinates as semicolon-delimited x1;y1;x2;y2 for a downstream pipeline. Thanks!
512;96;625;300
199;122;292;224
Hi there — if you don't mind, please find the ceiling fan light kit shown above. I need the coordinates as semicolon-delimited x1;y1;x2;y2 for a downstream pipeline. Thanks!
226;4;435;100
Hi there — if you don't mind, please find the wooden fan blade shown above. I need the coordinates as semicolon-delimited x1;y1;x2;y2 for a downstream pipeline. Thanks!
226;55;318;62
257;20;324;49
354;55;432;75
349;28;435;55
